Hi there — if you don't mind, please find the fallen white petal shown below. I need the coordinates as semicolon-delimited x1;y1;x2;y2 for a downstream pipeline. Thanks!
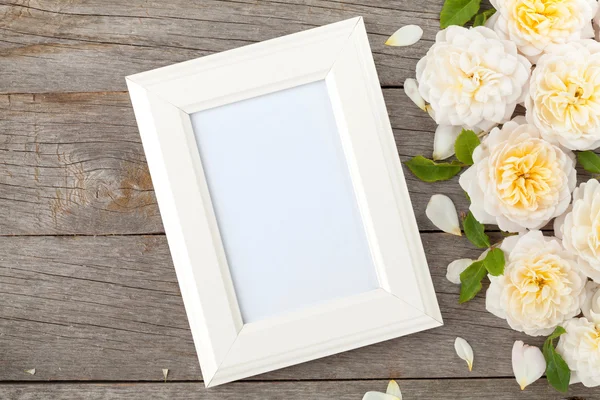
582;281;600;324
512;341;546;390
477;248;490;261
362;380;402;400
455;337;474;371
426;194;461;236
570;371;581;385
385;25;423;47
404;78;427;111
447;258;474;284
162;368;169;382
386;380;402;399
24;369;35;375
433;125;462;160
362;392;401;400
426;105;436;121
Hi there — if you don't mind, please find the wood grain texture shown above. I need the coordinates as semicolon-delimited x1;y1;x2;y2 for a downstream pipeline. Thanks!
0;380;597;400
0;233;544;382
1;91;590;235
0;0;443;93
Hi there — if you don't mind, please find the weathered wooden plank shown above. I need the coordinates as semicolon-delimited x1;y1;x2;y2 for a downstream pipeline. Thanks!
0;380;597;399
0;0;443;93
0;90;444;235
0;233;544;381
0;92;164;235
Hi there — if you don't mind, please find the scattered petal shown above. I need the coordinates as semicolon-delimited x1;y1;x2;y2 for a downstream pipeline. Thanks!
24;369;35;375
512;341;546;390
362;380;402;400
362;393;401;400
386;380;402;399
447;258;474;284
582;280;600;323
570;371;581;385
455;337;474;371
385;25;423;47
162;368;169;382
426;194;461;236
433;125;462;160
404;78;427;111
426;105;436;121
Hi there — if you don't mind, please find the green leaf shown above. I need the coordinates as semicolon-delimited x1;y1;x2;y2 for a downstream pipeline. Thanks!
483;248;505;276
543;327;570;393
404;156;462;182
459;260;487;303
577;151;600;174
463;211;490;248
547;326;567;341
454;129;480;165
440;0;482;29
472;8;496;27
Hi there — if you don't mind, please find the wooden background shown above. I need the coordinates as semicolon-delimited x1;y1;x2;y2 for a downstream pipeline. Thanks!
0;0;598;398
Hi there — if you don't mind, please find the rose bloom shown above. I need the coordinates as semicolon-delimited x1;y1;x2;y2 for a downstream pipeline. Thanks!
487;0;598;63
486;231;587;336
416;26;531;132
557;317;600;387
525;40;600;150
459;117;576;232
555;179;600;281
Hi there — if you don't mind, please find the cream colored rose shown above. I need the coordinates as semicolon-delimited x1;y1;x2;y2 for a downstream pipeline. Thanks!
416;26;531;132
555;179;600;281
486;231;587;336
525;40;600;150
488;0;598;63
459;117;576;232
557;317;600;387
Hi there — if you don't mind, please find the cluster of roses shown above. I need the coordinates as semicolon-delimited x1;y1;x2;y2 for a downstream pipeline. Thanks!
410;0;600;388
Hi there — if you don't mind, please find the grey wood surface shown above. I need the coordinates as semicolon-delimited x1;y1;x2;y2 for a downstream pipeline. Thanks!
1;380;598;400
0;0;597;399
0;0;442;93
1;233;531;382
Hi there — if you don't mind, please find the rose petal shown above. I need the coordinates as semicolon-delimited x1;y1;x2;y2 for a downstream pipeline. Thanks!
385;25;423;47
455;337;474;371
433;124;462;160
512;340;546;390
426;194;462;236
386;380;402;399
362;393;401;400
447;258;474;284
404;78;427;111
582;281;600;323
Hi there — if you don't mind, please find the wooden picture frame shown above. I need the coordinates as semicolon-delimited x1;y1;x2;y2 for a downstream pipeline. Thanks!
126;16;442;388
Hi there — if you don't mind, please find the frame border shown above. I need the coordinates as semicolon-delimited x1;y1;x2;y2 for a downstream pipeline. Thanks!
126;17;442;388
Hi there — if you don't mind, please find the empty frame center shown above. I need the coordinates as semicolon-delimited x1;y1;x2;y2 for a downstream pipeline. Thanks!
190;81;378;323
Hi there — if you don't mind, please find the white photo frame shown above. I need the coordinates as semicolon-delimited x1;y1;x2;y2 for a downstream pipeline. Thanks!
126;17;442;388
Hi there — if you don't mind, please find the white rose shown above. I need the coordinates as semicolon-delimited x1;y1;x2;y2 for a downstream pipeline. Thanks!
488;0;598;63
525;40;600;150
459;118;576;232
556;179;600;282
557;317;600;387
582;280;600;322
416;26;531;132
486;231;587;336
